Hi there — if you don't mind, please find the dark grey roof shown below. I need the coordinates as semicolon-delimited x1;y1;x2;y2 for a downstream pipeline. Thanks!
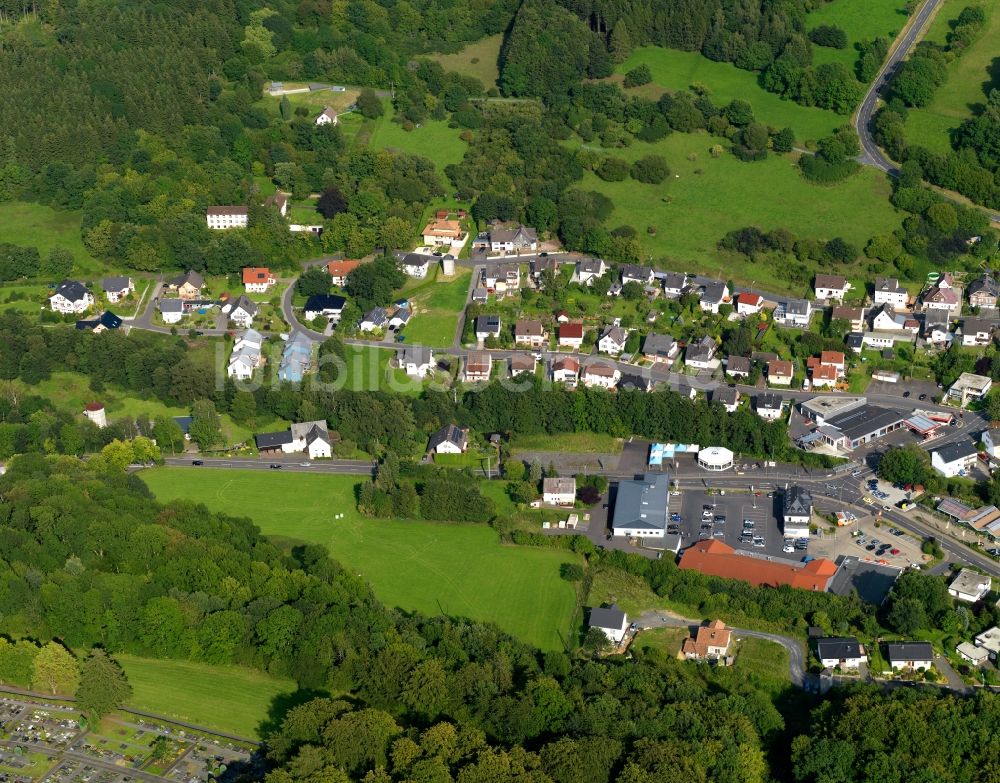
968;273;999;297
701;280;727;302
159;299;184;313
662;272;686;290
846;333;864;348
399;345;433;366
727;356;751;373
363;307;388;325
401;252;433;268
490;224;537;245
577;257;606;274
600;325;628;346
786;298;809;316
173;416;192;434
875;276;905;293
825;404;905;441
960;317;996;335
931;440;978;464
255;430;293;449
784;486;812;517
589;605;626;631
305;424;330;445
714;387;738;405
612;473;670;531
620;264;652;281
886;642;933;661
305;294;346;312
618;373;650;391
816;637;862;660
230;295;258;316
643;333;676;358
757;392;783;410
476;314;501;334
76;310;122;331
828;557;901;605
169;270;204;289
427;423;467;452
54;279;90;302
101;276;131;291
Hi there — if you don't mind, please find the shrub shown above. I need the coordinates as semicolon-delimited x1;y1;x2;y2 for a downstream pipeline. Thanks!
623;64;652;88
810;25;848;49
596;157;630;181
560;563;585;581
630;154;671;183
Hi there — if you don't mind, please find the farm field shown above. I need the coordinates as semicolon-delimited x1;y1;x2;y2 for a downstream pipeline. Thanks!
118;654;296;739
140;468;582;651
430;34;503;89
0;201;100;275
571;132;900;294
616;47;844;142
904;0;1000;154
402;266;471;348
806;0;909;71
369;106;469;169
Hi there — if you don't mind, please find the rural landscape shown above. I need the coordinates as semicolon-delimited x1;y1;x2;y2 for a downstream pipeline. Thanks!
0;0;999;781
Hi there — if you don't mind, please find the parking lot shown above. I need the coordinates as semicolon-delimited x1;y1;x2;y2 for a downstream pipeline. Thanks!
674;490;802;559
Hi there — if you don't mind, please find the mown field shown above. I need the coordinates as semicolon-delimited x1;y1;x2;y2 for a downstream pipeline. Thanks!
119;654;296;739
510;431;625;454
402;266;471;348
0;201;100;275
140;468;582;651
806;0;909;72
368;104;469;169
904;0;1000;154
570;132;900;294
430;34;503;89
616;47;844;142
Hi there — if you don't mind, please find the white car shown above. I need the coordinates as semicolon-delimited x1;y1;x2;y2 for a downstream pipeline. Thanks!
782;545;795;553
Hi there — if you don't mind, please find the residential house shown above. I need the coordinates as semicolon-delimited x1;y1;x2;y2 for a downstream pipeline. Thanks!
726;355;751;379
735;291;763;315
463;351;492;383
262;191;289;216
359;307;388;333
820;350;846;376
677;383;696;400
814;274;850;301
543;477;576;506
226;295;258;328
598;325;629;356
816;637;866;669
278;332;312;382
685;336;717;369
422;219;463;246
957;642;990;666
514;319;546;348
206;206;248;230
581;361;620;390
873;277;908;307
682;620;732;660
930;441;978;477
921;279;962;317
397;345;435;378
255;420;332;459
159;299;184;324
531;256;561;284
551;356;580;386
167;270;205;300
327;259;361;286
488;223;537;254
974;626;1000;662
388;307;411;330
699;280;730;313
755;392;784;421
832;306;866;332
967;272;999;308
612;473;670;538
846;332;865;353
242;267;275;293
314;106;339;125
713;386;740;412
589;605;629;645
471;287;488;304
427;424;468;454
475;314;502;343
958;317;995;347
767;359;793;386
783;486;812;538
779;298;811;327
981;428;1000;459
924;315;953;346
619;373;653;392
620;264;654;287
510;353;537;375
558;322;584;350
574;257;607;285
886;642;934;671
642;333;679;364
304;294;346;323
75;310;122;333
661;271;687;298
228;329;264;380
400;252;433;278
483;262;521;295
48;279;94;314
101;276;133;303
947;372;993;405
810;364;838;389
948;569;992;602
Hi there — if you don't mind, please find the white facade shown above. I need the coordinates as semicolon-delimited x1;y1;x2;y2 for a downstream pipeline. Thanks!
49;284;94;314
103;279;134;303
873;278;908;307
697;447;734;471
581;366;620;389
931;446;978;478
543;477;576;506
948;569;992;603
206;208;249;230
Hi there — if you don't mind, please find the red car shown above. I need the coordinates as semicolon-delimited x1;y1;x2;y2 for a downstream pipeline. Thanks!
890;548;900;555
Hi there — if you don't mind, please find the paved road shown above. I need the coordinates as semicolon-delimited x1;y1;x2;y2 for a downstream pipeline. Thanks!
636;609;806;686
162;456;375;475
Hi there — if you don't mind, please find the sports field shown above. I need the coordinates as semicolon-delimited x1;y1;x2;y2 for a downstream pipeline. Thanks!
140;468;582;650
904;0;999;154
616;47;844;141
430;34;503;89
0;201;99;275
119;654;295;739
806;0;909;72
572;132;900;294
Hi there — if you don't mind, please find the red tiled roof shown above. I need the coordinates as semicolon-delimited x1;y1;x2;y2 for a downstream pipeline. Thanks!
678;540;837;591
327;259;361;278
813;365;837;381
737;292;763;306
554;357;580;372
560;322;584;339
242;267;272;284
84;402;104;412
769;360;793;377
821;351;845;365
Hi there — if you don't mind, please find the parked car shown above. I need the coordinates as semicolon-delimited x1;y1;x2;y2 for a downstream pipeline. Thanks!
192;460;204;466
269;463;283;469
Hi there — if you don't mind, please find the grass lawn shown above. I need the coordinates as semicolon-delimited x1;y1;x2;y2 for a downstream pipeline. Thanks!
140;468;582;651
430;34;503;88
904;0;1000;154
616;47;845;141
403;266;471;348
339;345;402;392
636;626;687;656
570;132;900;294
510;431;625;454
0;282;49;314
118;654;296;739
260;86;360;118
735;636;791;684
0;201;100;275
369;104;468;169
806;0;910;72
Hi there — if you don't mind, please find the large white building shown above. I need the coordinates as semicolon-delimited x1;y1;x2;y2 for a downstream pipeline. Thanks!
611;473;670;538
206;206;249;230
49;280;94;314
228;329;264;380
